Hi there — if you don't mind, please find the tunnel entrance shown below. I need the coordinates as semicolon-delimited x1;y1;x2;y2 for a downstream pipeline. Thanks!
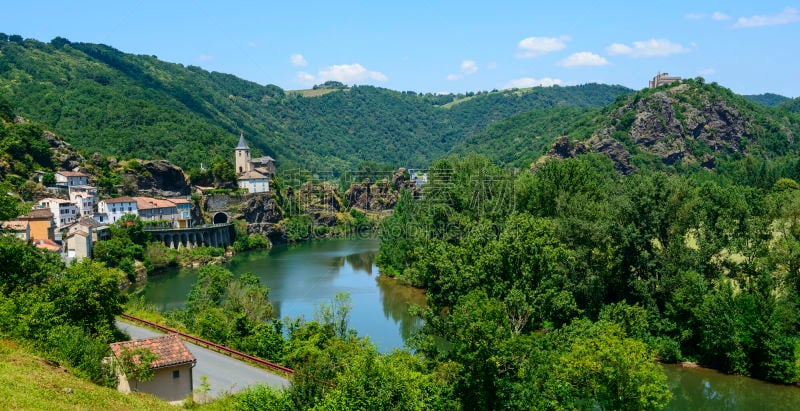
213;212;228;224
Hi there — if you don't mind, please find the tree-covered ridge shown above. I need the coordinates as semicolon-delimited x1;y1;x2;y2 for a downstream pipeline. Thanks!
743;93;791;107
0;34;630;175
454;79;800;173
778;97;800;114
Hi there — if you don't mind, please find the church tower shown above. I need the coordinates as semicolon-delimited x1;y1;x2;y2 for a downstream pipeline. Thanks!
235;133;251;174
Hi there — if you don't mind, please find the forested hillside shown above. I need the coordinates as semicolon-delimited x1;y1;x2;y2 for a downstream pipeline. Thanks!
743;93;791;107
454;79;800;178
0;34;629;174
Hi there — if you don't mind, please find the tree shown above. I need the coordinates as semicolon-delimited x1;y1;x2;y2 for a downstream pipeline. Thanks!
117;347;158;391
552;321;672;410
49;259;126;336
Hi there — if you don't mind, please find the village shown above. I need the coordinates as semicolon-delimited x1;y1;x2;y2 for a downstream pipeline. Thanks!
0;134;275;263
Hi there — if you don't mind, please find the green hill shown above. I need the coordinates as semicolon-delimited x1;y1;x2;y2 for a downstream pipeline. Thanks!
0;35;629;174
454;79;800;179
778;97;800;114
743;93;791;107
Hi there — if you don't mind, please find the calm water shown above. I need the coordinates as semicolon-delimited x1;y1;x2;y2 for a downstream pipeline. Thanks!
135;237;425;352
135;237;800;408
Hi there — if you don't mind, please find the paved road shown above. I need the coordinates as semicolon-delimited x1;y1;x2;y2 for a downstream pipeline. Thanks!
116;320;290;398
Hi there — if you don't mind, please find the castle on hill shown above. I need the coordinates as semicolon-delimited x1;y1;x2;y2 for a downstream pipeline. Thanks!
235;134;275;193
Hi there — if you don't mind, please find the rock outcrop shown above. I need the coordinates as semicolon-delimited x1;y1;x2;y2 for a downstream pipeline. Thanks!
541;81;787;173
126;160;191;197
239;192;284;238
344;168;418;210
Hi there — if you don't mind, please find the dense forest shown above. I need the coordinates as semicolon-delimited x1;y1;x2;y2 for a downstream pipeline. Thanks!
377;154;800;408
0;34;629;174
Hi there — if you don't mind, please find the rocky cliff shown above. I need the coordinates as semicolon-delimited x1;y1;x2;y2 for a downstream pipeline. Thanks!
345;168;418;210
542;80;798;173
124;160;191;197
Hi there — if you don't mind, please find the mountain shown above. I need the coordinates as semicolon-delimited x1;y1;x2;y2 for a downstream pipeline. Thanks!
743;93;791;107
778;98;800;114
0;35;630;174
455;79;800;176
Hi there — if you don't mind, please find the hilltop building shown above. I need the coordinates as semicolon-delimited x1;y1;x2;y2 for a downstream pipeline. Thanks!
649;72;682;88
235;134;274;193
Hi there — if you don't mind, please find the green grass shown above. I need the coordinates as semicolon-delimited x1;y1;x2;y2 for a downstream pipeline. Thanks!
0;339;173;410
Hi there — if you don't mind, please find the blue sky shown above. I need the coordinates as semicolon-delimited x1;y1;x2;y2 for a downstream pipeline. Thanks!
4;1;800;96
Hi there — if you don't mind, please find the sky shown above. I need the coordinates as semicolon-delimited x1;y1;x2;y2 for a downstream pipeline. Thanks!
4;1;800;97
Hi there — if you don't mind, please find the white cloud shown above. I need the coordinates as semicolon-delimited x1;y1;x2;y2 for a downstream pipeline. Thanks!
290;54;308;67
461;60;478;75
504;77;562;89
294;71;316;85
317;64;388;83
198;54;214;62
486;62;497;70
446;60;479;81
733;7;800;28
558;52;609;67
247;41;258;48
606;39;689;58
516;36;570;58
684;12;706;20
711;12;731;21
698;68;716;76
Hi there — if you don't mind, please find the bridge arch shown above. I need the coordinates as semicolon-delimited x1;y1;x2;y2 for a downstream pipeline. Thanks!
213;212;229;224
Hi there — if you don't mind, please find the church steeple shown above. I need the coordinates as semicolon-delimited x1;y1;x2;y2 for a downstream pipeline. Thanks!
236;132;250;150
235;133;251;174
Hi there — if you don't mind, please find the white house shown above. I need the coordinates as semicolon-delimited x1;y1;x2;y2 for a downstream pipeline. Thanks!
37;198;79;228
55;171;90;188
98;197;139;223
237;170;270;194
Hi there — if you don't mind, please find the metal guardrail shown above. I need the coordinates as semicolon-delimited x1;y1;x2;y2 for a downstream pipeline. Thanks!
119;313;294;375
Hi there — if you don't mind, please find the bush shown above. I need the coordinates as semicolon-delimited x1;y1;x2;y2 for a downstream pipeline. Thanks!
42;325;117;387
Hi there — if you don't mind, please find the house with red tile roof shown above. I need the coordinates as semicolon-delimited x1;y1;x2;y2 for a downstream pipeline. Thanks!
110;334;196;402
54;171;90;187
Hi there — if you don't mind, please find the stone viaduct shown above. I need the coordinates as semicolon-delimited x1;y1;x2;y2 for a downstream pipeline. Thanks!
144;223;235;249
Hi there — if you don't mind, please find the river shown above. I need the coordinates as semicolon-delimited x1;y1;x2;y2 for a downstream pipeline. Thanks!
134;237;800;409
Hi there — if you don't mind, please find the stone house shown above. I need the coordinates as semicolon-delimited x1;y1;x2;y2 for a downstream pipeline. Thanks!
109;334;196;403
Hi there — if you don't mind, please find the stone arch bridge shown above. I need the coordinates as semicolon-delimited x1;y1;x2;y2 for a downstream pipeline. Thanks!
144;223;234;249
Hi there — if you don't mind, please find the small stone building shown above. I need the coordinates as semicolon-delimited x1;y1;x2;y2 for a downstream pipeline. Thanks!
110;334;196;402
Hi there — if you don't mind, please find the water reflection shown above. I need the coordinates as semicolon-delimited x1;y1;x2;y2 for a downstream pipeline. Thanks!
138;238;424;352
376;276;426;342
663;364;800;410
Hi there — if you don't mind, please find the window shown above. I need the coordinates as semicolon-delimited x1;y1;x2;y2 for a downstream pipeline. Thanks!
172;370;180;379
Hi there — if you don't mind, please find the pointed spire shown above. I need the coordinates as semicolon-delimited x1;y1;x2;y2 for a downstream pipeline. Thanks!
236;132;250;150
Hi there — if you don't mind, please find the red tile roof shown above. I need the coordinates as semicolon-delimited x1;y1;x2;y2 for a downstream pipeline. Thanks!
56;171;89;177
23;209;54;219
103;196;138;204
110;334;195;369
34;239;62;252
1;220;29;231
